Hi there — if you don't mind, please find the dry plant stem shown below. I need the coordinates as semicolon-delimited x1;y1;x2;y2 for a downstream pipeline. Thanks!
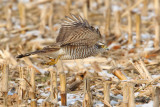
114;11;121;37
46;102;51;107
131;60;152;80
27;12;39;23
5;4;12;31
136;13;141;47
30;68;37;107
128;82;135;107
1;64;9;106
153;86;160;107
18;2;26;34
154;18;160;49
154;0;160;49
95;95;112;107
89;0;93;10
128;10;132;44
104;0;111;37
154;0;160;22
66;0;71;14
112;69;127;80
83;0;88;20
39;5;48;35
125;79;149;84
25;0;51;9
60;72;67;106
102;101;112;107
56;60;64;73
50;69;58;103
18;67;26;105
131;61;144;79
68;79;83;91
104;81;111;107
24;78;32;87
63;57;107;63
136;87;153;97
139;60;152;80
48;4;54;35
91;61;101;72
142;0;148;16
122;0;145;17
1;64;9;93
83;78;92;107
123;82;135;107
123;82;129;107
42;102;46;106
135;76;160;93
11;24;39;34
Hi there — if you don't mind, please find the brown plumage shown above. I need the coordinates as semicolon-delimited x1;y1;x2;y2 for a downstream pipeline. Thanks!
17;14;107;60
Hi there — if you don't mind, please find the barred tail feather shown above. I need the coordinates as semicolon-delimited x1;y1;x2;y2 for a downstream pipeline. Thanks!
17;53;33;58
16;51;41;58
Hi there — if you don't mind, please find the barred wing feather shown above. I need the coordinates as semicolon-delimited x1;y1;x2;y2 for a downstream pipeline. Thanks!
56;14;102;47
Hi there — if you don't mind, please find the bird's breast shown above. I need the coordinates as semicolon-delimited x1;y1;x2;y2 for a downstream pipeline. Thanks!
60;45;100;60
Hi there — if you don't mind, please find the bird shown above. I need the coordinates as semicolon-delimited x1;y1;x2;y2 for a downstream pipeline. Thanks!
17;14;108;65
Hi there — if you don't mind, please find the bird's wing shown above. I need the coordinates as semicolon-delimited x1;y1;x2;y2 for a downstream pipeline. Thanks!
56;14;102;47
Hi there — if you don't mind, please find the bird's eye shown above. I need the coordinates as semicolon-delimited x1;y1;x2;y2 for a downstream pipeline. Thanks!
101;45;105;48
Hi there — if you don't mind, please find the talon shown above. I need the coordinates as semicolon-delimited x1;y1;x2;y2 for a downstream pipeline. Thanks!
41;59;56;65
42;55;62;65
45;60;57;65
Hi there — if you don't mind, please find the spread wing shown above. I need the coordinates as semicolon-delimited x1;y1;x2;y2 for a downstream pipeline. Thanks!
56;14;102;47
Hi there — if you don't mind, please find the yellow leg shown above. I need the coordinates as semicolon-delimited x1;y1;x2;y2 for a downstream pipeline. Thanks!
44;55;61;65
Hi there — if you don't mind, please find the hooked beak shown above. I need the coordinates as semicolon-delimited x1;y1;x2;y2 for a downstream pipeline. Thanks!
103;45;109;51
106;48;109;51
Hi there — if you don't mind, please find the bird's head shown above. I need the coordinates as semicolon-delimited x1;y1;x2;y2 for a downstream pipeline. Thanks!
96;42;109;52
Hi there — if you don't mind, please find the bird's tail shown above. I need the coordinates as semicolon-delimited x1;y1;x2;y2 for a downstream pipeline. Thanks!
16;51;41;58
17;44;61;58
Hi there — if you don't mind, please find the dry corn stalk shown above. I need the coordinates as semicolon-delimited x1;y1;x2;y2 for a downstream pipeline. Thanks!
1;64;9;106
123;82;129;107
18;67;27;105
153;86;160;107
66;0;71;14
135;13;141;47
128;10;132;44
91;61;101;72
83;0;88;20
122;0;145;17
128;82;135;107
18;2;26;34
112;69;128;80
48;3;54;35
123;82;135;107
60;72;67;106
5;3;12;31
131;59;152;80
25;0;51;9
104;81;111;107
83;78;92;107
154;0;160;49
39;5;48;35
29;68;37;107
135;76;160;93
104;0;111;37
114;11;121;37
142;0;148;16
50;67;58;104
